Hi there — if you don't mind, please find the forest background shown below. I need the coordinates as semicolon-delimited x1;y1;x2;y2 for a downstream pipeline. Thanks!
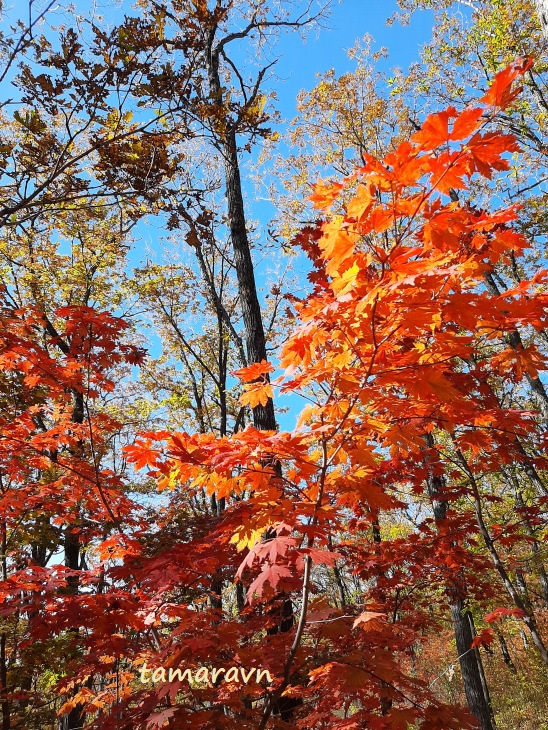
1;1;548;729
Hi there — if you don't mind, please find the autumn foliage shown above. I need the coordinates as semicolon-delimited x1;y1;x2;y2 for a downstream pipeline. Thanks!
1;58;548;728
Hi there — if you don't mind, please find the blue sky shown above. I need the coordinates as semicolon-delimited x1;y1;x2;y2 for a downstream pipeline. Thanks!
15;0;437;431
267;0;434;117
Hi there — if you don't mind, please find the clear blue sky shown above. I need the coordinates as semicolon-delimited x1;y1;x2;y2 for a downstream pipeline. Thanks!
268;0;434;117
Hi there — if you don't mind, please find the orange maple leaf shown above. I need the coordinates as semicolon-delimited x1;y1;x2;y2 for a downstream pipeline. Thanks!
480;56;534;108
232;360;274;383
353;610;386;631
309;179;344;210
240;381;274;409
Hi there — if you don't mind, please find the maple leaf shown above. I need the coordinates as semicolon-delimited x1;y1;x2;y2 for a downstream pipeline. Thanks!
490;345;546;380
318;217;360;275
97;535;142;561
450;106;484;141
231;527;264;553
466;131;519;179
411;107;454;149
240;381;274;408
309;179;344;209
330;261;360;297
352;611;385;631
345;183;373;221
471;628;495;649
124;440;160;470
232;360;274;383
146;708;177;728
484;607;527;623
247;563;293;600
479;56;534;108
237;535;297;576
423;371;460;401
298;548;341;568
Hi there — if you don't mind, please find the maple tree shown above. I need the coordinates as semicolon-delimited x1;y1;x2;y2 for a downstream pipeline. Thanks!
0;1;547;727
0;287;147;727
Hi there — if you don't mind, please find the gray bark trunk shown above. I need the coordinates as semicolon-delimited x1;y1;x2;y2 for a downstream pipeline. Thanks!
455;449;548;667
206;27;276;432
449;600;496;730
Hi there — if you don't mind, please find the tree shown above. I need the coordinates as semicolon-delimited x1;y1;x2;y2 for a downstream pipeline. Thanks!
1;0;548;726
98;0;330;433
0;289;145;727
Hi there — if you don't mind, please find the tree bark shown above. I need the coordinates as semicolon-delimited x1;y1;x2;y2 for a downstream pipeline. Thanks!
202;15;305;721
455;449;548;667
205;24;276;432
494;626;517;673
510;479;548;608
449;599;496;730
222;129;277;431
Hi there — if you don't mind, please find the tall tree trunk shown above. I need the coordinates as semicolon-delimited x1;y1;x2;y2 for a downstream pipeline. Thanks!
206;23;276;433
455;448;548;667
448;599;496;730
222;129;277;432
494;626;517;673
502;467;548;607
204;20;301;721
424;434;496;730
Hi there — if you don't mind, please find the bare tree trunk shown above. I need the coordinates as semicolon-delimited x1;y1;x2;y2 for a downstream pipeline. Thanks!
494;626;517;673
455;449;548;667
205;23;276;433
502;467;548;607
449;599;496;730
